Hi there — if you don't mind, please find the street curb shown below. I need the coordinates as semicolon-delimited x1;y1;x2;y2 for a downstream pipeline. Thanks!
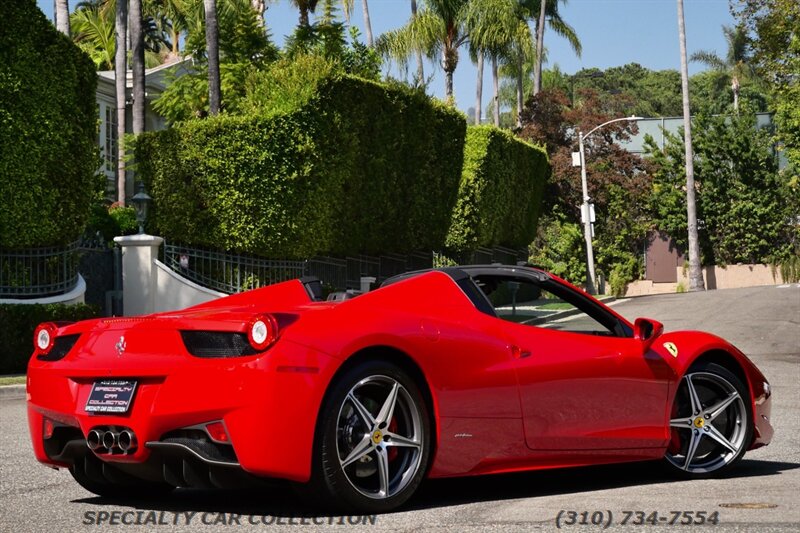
0;384;26;401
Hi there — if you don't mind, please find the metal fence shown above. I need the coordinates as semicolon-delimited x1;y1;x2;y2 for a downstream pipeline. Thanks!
0;242;81;298
163;243;528;295
163;244;307;295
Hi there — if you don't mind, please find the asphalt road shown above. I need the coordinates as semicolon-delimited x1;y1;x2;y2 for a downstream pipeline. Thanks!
1;285;798;532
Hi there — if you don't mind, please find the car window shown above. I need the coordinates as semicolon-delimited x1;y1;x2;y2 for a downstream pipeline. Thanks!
473;276;617;336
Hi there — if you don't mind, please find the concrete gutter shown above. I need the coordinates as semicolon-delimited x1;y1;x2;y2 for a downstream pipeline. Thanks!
0;384;26;401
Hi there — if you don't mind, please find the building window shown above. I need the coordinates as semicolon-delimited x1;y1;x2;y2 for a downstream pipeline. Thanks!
105;105;116;173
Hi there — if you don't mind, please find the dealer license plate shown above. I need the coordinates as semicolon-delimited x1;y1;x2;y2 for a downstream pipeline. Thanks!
85;380;138;413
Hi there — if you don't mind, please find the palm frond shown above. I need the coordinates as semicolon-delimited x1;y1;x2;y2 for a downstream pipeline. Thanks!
690;50;726;70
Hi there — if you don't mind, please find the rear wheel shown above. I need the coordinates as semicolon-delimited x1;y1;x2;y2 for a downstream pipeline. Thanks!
664;361;752;477
299;360;431;513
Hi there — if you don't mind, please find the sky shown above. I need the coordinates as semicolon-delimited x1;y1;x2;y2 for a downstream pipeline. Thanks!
36;0;736;116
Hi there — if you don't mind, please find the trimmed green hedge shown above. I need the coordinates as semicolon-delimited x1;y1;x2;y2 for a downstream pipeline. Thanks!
446;126;549;252
0;0;101;247
0;303;99;374
137;63;466;257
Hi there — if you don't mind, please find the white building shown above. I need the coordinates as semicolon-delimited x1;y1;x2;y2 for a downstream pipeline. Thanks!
96;58;193;201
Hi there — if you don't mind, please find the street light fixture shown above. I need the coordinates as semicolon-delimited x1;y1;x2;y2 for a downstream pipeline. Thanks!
577;115;642;295
131;181;152;235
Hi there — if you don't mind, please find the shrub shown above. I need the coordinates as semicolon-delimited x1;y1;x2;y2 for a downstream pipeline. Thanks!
528;215;586;286
608;255;641;297
0;303;99;374
0;0;101;248
109;206;138;235
445;126;549;253
136;70;466;257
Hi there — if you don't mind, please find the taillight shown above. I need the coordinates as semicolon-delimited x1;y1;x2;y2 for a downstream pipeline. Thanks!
247;314;278;352
33;323;56;354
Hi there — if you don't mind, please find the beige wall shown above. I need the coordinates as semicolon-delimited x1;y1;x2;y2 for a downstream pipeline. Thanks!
115;234;224;316
154;260;224;313
625;264;786;297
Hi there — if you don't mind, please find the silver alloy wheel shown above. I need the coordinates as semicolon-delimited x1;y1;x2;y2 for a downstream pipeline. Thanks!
665;371;747;473
335;375;424;500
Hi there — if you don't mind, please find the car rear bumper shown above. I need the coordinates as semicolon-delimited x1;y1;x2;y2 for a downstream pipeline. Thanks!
27;338;340;483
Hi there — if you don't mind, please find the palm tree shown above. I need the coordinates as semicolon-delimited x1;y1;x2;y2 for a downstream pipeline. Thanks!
377;0;470;101
465;0;522;127
71;5;115;69
677;0;704;291
71;1;171;69
361;0;373;46
148;0;187;57
410;0;423;84
114;0;127;204
56;0;71;35
690;25;754;112
524;0;581;96
204;0;221;115
532;0;544;95
131;0;146;134
291;0;319;28
340;0;354;24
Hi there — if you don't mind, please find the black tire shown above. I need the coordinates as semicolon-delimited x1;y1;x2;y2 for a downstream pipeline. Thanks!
297;359;431;513
663;361;753;478
70;456;173;499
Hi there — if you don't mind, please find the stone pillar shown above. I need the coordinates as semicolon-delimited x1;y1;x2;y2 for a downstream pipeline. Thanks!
113;234;163;316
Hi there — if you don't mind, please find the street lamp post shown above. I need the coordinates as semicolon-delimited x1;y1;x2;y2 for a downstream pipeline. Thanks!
577;115;642;294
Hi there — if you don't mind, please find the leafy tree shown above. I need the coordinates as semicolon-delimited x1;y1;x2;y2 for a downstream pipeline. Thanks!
690;25;758;112
154;0;279;121
528;211;586;286
646;109;795;264
519;88;651;290
733;0;800;180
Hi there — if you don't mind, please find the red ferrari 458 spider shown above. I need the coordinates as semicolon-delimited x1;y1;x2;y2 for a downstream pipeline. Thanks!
27;265;773;512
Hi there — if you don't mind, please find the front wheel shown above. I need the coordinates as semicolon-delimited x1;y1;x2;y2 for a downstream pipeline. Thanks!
664;361;752;477
299;360;431;513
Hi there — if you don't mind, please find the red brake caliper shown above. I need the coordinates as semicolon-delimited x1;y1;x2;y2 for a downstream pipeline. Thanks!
387;418;399;461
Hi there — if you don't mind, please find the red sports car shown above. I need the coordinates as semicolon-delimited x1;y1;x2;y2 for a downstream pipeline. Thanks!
27;265;773;512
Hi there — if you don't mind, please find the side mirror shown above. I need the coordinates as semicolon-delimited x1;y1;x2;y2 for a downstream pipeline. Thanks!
634;317;664;351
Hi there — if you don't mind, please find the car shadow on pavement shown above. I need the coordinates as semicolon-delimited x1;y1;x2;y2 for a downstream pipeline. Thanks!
408;458;800;511
71;459;799;517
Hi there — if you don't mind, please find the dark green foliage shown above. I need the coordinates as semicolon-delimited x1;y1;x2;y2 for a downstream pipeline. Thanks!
528;213;586;285
446;126;549;252
85;202;137;243
0;303;99;374
0;0;101;247
154;0;280;122
646;109;796;265
136;71;467;257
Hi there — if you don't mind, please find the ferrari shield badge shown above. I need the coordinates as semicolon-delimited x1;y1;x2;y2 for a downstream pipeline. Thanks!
663;342;679;358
